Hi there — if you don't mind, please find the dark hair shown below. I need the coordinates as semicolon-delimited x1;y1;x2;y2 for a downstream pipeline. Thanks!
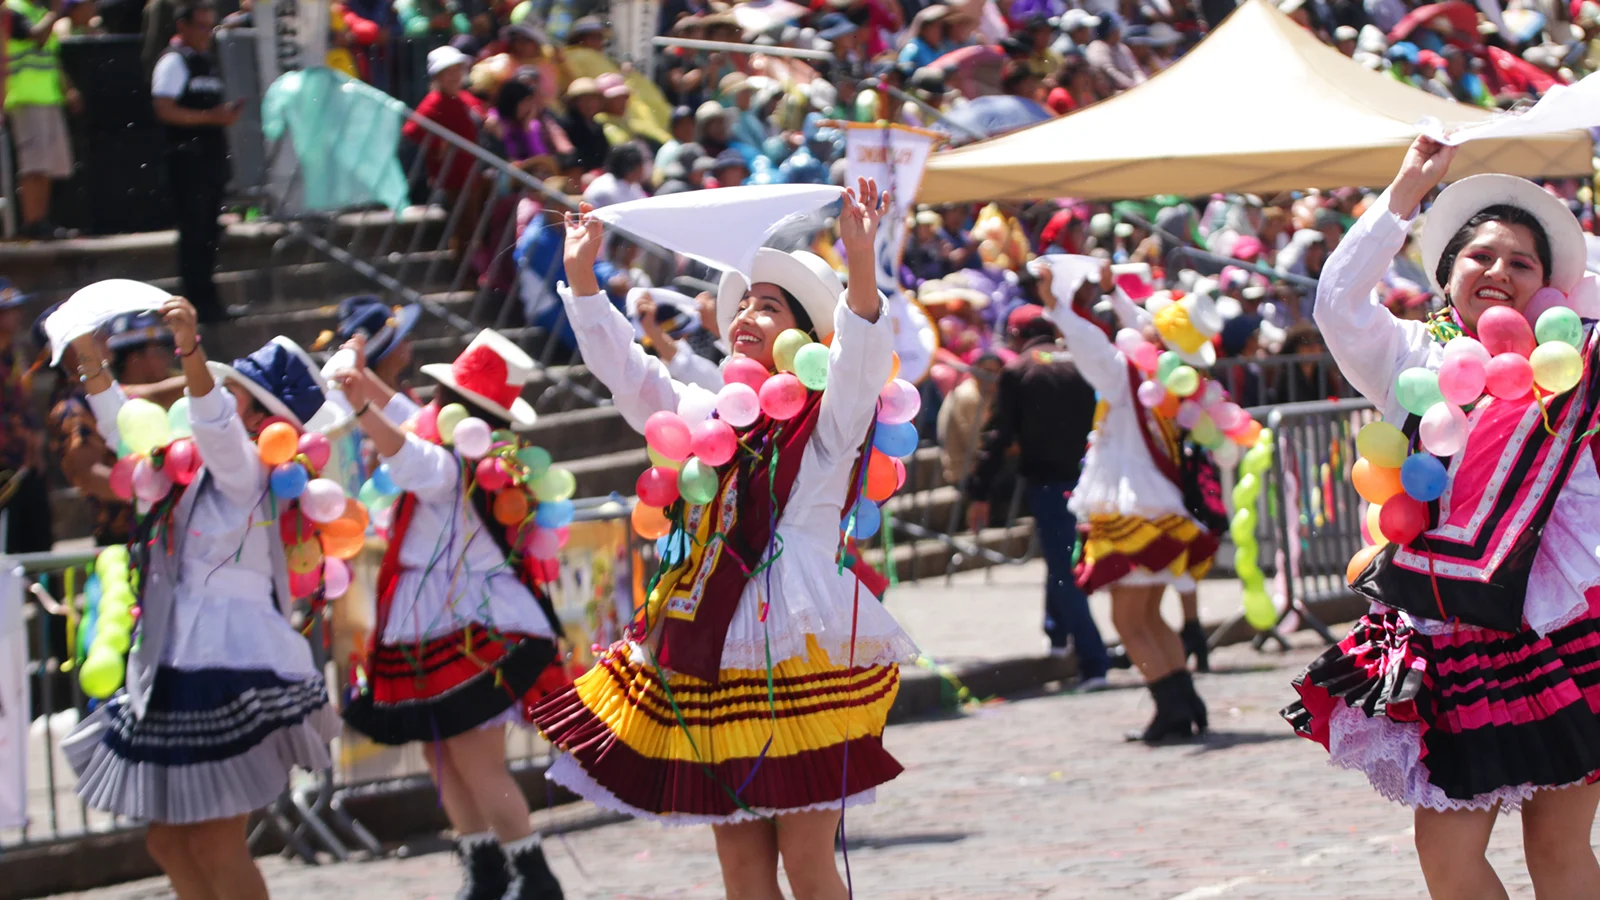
496;78;534;124
778;286;816;337
1015;316;1059;344
1281;321;1323;355
174;0;213;24
435;385;513;432
1000;61;1033;95
604;143;646;179
1434;204;1552;299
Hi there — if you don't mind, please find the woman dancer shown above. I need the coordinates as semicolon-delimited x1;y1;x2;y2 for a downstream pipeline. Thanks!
336;331;566;900
1283;136;1600;898
1034;259;1216;742
62;301;339;900
533;179;918;899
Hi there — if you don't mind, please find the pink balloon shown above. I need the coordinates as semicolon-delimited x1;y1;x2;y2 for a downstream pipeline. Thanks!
322;557;352;599
1211;402;1245;431
1175;400;1203;429
723;356;770;391
1200;381;1225;407
132;456;172;503
1137;379;1168;408
715;382;761;428
109;455;137;501
1130;342;1161;373
1419;402;1470;457
163;438;200;486
877;379;922;426
300;478;347;523
1523;286;1570;325
636;466;681;507
1114;328;1145;355
892;456;907;490
759;374;808;420
525;526;564;560
1437;355;1487;406
690;419;738;466
475;457;509;491
644;411;692;460
297;432;331;471
410;404;440;442
1477;306;1537;358
288;567;321;599
1484;353;1534;400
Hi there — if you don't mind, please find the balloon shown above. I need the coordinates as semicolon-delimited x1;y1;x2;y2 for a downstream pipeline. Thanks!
1379;494;1429;545
132;456;172;503
516;446;552;478
1175;400;1203;429
793;343;830;390
716;382;762;428
1234;545;1260;579
1484;353;1534;400
370;464;399;496
1356;421;1409;468
319;521;365;560
655;531;690;566
288;567;321;599
280;506;316;544
1212;439;1241;468
337;498;369;532
1130;342;1161;373
690;419;738;466
678;389;718;424
163;438;200;486
647;446;683;471
1535;305;1584;348
1396;367;1444;416
1400;453;1449;502
300;478;347;523
437;403;469;444
527;527;564;560
887;352;901;385
1156;392;1181;419
323;558;352;599
117;398;170;456
644;411;692;460
636;466;681;507
1478;306;1537;357
1230;507;1257;544
475;457;509;492
631;501;671;539
533;466;576;502
848;500;882;539
1366;502;1388;546
79;646;125;699
677;457;720;505
1437;354;1486;406
929;362;960;395
1165;365;1200;398
1156;351;1183;381
1231;473;1259;510
773;329;811;372
877;379;922;426
723;356;770;391
257;422;298;466
1190;415;1221;448
1526;287;1573;328
297;432;331;471
1211;402;1245;432
864;450;897;502
1242;584;1276;631
1531;341;1583;394
892;456;907;490
410;404;441;442
1241;441;1273;478
1115;328;1145;355
453;418;492;459
535;498;575;528
270;462;309;499
285;539;324;576
1137;379;1168;408
166;397;192;440
1443;335;1492;367
1200;381;1225;407
1352;458;1403;504
493;488;529;525
1346;543;1384;586
1419;402;1469;457
491;429;517;449
109;455;136;500
872;421;919;458
759;374;808;420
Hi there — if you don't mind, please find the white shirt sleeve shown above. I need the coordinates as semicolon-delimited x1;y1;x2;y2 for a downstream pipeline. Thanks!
150;52;189;99
559;283;693;432
814;295;895;461
85;382;129;448
665;348;725;392
1045;301;1127;399
186;385;268;507
379;433;462;503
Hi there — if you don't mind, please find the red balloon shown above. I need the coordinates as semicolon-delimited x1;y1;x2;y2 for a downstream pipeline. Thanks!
280;506;316;544
1378;494;1430;546
475;457;509;492
109;455;137;501
163;438;201;486
636;466;681;507
1477;306;1537;358
411;404;441;442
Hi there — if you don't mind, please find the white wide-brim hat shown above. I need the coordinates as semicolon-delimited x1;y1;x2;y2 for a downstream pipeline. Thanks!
716;248;843;342
1420;173;1586;296
207;336;325;429
1148;291;1220;368
420;329;538;429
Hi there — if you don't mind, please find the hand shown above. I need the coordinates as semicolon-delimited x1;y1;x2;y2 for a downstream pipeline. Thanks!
1099;260;1114;294
1034;263;1056;308
162;297;199;353
563;201;605;271
838;176;891;255
65;87;82;115
343;333;369;373
636;292;664;339
696;291;719;336
966;500;989;533
1389;135;1458;215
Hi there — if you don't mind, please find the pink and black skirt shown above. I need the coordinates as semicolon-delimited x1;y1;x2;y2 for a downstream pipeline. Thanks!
1283;602;1600;811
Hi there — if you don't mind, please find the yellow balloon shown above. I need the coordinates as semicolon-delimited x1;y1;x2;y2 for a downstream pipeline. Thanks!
437;403;470;444
79;646;125;699
1355;421;1409;469
1531;342;1583;395
772;329;811;373
116;398;170;456
648;446;683;471
1366;503;1388;547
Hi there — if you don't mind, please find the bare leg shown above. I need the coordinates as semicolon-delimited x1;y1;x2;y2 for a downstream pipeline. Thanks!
18;174;48;226
1111;585;1183;682
1414;805;1508;900
1521;781;1600;900
443;725;534;842
144;823;218;900
777;809;848;900
186;815;270;900
1144;587;1187;675
713;819;783;900
1179;589;1199;622
423;735;491;835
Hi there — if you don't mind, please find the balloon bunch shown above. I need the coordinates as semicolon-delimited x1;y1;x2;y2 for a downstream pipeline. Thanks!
1115;327;1262;466
1227;433;1278;631
259;420;366;600
107;397;202;504
1350;305;1585;568
78;546;137;699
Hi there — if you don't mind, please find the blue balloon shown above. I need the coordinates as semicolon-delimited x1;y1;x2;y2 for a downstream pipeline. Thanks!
872;421;919;458
371;464;399;496
1400;454;1449;502
270;462;309;499
535;498;575;528
656;532;691;566
848;500;882;540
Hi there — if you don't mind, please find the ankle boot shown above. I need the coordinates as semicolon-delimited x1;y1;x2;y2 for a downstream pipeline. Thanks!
1173;669;1208;735
502;834;564;900
1124;673;1196;744
1181;619;1210;673
456;833;510;900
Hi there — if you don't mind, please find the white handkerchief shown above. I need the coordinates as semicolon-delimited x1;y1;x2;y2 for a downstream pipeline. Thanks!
1028;253;1105;307
45;279;172;365
1420;71;1600;146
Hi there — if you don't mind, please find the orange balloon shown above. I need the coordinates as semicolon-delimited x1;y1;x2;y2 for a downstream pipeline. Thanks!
864;450;897;502
631;502;670;539
1352;458;1403;505
319;515;363;542
320;527;365;560
887;353;900;385
258;422;298;466
340;498;369;532
493;489;529;526
1346;543;1384;585
1156;393;1181;419
1366;503;1388;547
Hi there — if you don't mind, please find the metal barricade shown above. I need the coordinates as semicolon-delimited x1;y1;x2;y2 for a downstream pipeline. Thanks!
1209;352;1352;406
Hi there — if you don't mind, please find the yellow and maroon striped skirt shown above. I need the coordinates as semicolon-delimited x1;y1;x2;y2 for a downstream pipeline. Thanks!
1076;512;1218;592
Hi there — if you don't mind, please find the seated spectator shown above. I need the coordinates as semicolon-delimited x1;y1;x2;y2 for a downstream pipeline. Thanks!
1053;8;1100;57
1217;313;1264;407
595;72;667;152
1332;24;1357;56
405;46;484;197
483;78;560;178
938;349;1005;487
1;286;48;554
899;4;949;69
653;105;696;175
560;77;610;172
1086;14;1146;90
655;143;705;194
1126;22;1180;74
1020;15;1061;77
583;144;649;208
707;149;748;187
694;99;733;157
903;209;947;284
1269;321;1343;403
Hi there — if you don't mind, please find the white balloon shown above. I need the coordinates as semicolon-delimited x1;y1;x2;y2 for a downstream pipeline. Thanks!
678;389;718;424
1212;439;1241;468
1419;402;1469;457
1115;328;1145;355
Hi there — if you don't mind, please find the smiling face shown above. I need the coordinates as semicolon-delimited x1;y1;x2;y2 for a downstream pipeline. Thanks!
1445;220;1547;333
727;282;800;371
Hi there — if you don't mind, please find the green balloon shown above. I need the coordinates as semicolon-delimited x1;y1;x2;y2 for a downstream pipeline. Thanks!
793;343;830;391
533;466;576;502
1234;543;1258;574
1230;508;1256;544
1395;367;1444;417
167;397;193;440
677;458;719;506
1535;306;1584;349
1166;365;1200;398
517;445;553;478
1240;445;1273;478
117;398;171;456
1190;413;1220;447
1156;351;1183;381
359;480;383;508
773;329;812;373
1242;584;1277;631
1231;473;1260;510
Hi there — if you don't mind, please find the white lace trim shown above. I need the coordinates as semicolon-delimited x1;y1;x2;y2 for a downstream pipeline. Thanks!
545;754;877;827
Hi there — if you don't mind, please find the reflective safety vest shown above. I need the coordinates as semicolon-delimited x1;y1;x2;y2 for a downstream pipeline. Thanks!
4;0;63;109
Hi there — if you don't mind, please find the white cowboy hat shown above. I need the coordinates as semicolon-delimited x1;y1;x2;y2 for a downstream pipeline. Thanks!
716;248;843;342
419;330;538;429
1420;173;1587;297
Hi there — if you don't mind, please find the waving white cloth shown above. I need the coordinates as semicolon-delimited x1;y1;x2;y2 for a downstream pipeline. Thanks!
45;280;172;365
1422;72;1600;145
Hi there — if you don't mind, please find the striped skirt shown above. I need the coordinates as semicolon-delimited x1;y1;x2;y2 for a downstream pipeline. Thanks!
1283;607;1600;811
1076;512;1218;593
532;635;903;826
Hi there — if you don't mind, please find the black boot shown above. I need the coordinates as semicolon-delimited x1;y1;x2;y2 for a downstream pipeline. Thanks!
1173;669;1208;735
1124;673;1196;744
456;833;510;900
1181;619;1210;673
502;835;564;900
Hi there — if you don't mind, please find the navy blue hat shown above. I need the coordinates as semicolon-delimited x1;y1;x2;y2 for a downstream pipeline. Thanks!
1220;314;1263;357
29;300;61;352
326;295;421;366
106;311;175;352
0;278;29;311
208;337;326;427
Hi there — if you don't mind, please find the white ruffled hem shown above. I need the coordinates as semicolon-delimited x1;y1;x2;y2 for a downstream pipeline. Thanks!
545;754;877;827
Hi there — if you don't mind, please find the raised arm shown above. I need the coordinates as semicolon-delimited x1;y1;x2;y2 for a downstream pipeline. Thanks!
162;299;268;506
1035;260;1127;397
334;346;460;503
814;179;895;458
